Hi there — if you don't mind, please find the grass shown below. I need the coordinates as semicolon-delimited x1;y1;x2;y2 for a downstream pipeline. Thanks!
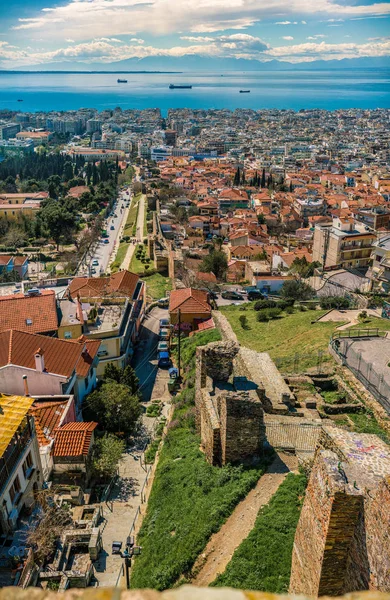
321;390;348;404
131;329;267;591
110;241;130;273
212;473;307;593
221;306;390;371
348;412;389;442
144;272;172;300
123;193;141;237
221;306;337;370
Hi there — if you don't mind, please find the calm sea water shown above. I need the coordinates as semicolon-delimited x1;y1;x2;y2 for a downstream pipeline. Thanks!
0;70;389;113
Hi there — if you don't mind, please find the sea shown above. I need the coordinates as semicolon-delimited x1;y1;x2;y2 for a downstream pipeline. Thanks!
0;70;389;114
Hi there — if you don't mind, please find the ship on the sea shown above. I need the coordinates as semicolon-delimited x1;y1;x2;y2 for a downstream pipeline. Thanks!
117;79;128;83
169;84;192;89
239;90;250;93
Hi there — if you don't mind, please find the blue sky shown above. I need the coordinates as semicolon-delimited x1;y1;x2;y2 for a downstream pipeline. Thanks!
0;0;389;67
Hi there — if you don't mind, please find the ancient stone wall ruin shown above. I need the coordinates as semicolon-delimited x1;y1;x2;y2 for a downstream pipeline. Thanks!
290;427;390;596
195;341;265;465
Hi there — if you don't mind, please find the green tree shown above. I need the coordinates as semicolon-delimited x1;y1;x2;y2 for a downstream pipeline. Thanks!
261;168;266;188
4;226;27;249
121;365;140;396
200;249;228;280
281;279;315;301
233;167;240;186
38;200;77;250
103;362;122;383
84;382;141;435
89;434;125;480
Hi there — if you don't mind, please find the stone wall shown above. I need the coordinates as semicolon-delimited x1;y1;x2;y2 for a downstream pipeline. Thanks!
290;428;390;596
195;340;264;466
2;586;390;600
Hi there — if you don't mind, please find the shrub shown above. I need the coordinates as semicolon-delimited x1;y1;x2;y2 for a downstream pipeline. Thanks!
256;310;269;322
254;299;277;311
267;307;282;319
285;305;294;314
319;296;350;310
239;315;248;329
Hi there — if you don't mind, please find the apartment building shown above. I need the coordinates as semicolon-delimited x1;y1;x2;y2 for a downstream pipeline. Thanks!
312;216;376;270
368;234;390;293
0;394;42;535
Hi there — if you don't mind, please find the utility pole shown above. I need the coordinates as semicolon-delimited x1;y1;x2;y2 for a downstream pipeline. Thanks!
177;308;181;380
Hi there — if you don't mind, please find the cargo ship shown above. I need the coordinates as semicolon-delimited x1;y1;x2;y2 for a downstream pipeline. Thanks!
169;84;192;89
117;79;128;83
239;90;250;93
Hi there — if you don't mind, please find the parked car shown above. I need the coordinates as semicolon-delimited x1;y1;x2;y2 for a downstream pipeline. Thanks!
92;259;99;266
158;352;172;368
104;239;110;244
158;341;169;352
159;318;170;328
247;290;264;301
157;297;169;308
159;328;170;340
91;268;97;275
221;291;244;300
110;225;115;230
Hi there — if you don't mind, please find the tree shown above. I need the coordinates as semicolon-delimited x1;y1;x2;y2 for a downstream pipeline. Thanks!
200;249;228;280
103;363;139;395
84;382;141;435
257;213;265;225
27;490;73;564
233;167;240;186
89;434;125;480
38;200;77;250
4;226;27;249
281;279;315;301
261;168;266;188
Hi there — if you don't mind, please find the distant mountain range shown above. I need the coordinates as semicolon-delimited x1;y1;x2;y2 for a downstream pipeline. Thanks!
3;55;390;73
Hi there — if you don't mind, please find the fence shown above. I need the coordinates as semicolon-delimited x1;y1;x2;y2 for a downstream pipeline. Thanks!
330;337;390;414
262;422;322;454
332;328;386;340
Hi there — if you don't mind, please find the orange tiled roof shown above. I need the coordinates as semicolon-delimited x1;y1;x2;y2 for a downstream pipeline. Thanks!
68;270;140;299
169;288;211;315
0;330;100;378
29;399;71;447
196;271;217;283
52;421;97;457
0;290;58;334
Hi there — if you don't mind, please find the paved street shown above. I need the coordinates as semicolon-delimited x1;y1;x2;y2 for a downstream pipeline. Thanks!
93;306;171;587
78;187;131;277
132;306;170;403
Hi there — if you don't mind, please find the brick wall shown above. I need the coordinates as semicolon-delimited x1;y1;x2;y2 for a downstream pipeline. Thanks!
290;429;390;596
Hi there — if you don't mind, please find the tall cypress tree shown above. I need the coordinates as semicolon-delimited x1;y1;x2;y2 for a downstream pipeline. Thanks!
261;168;266;188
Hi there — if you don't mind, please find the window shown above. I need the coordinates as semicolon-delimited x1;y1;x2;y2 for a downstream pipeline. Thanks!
64;331;72;339
9;475;21;504
22;453;33;478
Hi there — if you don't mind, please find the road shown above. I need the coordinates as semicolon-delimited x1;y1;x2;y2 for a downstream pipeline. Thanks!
131;306;170;403
77;187;131;277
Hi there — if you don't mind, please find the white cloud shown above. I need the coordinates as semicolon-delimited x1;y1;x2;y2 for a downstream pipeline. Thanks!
282;36;294;40
307;34;327;40
269;39;390;61
301;21;307;24
65;38;75;43
130;38;145;43
10;0;390;42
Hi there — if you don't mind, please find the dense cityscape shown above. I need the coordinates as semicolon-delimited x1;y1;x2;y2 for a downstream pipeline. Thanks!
0;92;390;600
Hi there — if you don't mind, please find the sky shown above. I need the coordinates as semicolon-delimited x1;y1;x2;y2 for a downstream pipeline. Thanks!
0;0;389;68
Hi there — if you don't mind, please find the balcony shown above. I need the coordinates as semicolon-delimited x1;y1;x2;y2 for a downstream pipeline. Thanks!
0;420;33;496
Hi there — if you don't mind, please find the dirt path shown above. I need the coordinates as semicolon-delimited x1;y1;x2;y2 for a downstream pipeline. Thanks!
191;452;298;586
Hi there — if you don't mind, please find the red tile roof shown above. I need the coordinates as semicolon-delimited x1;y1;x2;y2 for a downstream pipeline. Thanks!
52;421;97;457
169;288;211;315
0;330;100;378
68;270;140;300
29;399;71;447
0;290;58;334
196;271;217;283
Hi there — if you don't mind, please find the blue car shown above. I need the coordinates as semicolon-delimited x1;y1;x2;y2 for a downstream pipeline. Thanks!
158;351;171;369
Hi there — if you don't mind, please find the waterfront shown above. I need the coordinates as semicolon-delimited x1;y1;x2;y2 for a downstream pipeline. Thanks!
0;69;389;113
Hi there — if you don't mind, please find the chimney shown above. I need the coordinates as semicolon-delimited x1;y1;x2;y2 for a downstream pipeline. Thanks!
76;294;84;325
22;375;30;397
34;348;45;373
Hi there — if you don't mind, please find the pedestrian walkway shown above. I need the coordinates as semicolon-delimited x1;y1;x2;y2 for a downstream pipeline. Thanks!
121;194;146;271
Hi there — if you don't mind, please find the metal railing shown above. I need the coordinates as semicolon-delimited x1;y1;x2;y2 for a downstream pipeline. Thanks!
331;328;386;340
